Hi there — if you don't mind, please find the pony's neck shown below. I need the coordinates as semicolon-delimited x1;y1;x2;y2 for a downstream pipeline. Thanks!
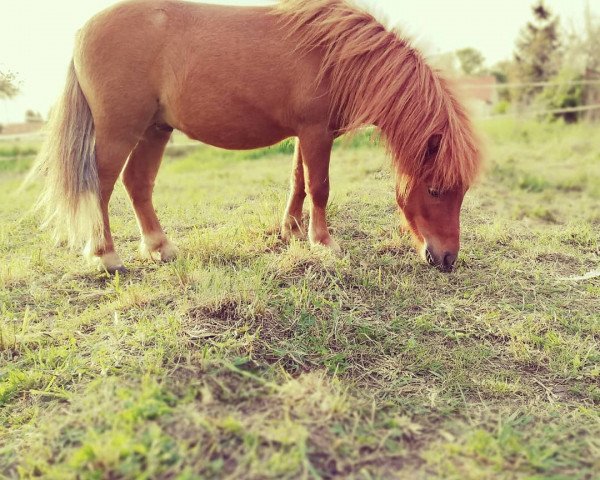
327;36;448;162
275;0;481;190
317;29;431;136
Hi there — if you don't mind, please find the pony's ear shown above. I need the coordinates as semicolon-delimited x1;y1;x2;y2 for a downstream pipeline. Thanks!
426;134;442;160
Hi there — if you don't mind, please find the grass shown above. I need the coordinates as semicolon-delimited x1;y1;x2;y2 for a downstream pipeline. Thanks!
0;119;599;479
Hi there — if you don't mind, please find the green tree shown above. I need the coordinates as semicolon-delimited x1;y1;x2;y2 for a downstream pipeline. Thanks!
533;2;600;123
0;71;19;99
489;60;517;104
514;1;561;102
25;110;44;123
456;48;485;76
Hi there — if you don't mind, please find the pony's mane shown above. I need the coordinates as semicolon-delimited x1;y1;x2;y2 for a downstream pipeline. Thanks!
274;0;482;192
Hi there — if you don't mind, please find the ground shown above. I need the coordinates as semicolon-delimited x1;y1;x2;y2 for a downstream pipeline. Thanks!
0;119;599;479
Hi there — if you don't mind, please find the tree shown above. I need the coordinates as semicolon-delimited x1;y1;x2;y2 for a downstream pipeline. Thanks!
490;60;513;84
513;1;561;102
25;110;44;123
490;60;517;103
0;71;19;100
534;1;600;122
456;48;485;76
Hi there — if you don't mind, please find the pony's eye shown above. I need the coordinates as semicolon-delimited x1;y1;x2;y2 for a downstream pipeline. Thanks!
428;188;441;198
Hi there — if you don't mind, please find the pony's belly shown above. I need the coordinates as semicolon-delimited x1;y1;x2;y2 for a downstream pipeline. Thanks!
174;115;294;151
192;135;290;151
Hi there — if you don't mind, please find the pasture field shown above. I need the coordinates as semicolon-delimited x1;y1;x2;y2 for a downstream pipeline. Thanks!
0;119;599;479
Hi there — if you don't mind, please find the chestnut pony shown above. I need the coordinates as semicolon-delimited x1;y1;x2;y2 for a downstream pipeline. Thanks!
30;0;481;273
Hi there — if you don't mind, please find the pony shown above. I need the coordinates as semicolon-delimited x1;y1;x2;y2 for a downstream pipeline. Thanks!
29;0;482;274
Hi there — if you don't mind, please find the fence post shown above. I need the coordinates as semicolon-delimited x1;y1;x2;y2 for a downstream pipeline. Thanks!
584;69;600;122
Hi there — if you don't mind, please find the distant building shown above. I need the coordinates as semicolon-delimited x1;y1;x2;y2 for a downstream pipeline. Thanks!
0;121;43;137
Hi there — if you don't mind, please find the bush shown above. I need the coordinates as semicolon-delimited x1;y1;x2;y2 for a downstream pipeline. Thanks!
493;100;511;115
535;69;584;123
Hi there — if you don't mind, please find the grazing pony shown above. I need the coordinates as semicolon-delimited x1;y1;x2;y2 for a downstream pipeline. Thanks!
29;0;481;273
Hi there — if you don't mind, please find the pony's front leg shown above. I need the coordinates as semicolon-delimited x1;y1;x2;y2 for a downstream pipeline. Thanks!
281;139;307;241
122;125;178;263
298;129;339;251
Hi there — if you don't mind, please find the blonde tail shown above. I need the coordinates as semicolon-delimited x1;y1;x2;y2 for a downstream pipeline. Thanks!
26;60;102;247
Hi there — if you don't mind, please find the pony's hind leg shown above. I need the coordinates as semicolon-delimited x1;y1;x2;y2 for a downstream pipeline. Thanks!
122;124;177;262
86;133;139;273
281;139;307;241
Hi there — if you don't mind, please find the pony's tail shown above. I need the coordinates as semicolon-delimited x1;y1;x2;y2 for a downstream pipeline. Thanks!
26;60;102;248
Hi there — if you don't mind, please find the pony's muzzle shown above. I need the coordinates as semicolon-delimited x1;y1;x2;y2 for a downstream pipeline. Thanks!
425;248;457;273
442;252;457;272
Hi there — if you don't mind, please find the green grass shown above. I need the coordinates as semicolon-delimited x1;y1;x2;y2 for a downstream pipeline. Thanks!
1;119;599;479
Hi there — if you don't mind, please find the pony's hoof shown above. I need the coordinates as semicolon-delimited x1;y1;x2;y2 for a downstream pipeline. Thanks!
107;265;128;275
158;242;178;262
327;238;342;255
140;238;178;263
281;224;306;242
310;237;341;255
91;251;126;275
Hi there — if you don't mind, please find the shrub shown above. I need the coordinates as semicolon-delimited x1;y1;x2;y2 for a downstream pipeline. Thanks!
535;69;584;123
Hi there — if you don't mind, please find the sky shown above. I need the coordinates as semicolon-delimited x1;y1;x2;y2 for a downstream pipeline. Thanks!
0;0;598;123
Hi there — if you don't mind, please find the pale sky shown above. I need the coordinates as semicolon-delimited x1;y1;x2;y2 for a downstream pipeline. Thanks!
0;0;597;123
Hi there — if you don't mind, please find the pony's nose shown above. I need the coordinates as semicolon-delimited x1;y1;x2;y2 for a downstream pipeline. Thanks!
442;252;457;272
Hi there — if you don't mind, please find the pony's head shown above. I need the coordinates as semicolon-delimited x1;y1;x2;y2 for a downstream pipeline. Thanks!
398;180;465;272
373;49;482;273
393;119;481;272
395;136;464;272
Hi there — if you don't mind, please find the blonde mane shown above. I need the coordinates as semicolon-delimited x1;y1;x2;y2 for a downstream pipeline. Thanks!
274;0;482;192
